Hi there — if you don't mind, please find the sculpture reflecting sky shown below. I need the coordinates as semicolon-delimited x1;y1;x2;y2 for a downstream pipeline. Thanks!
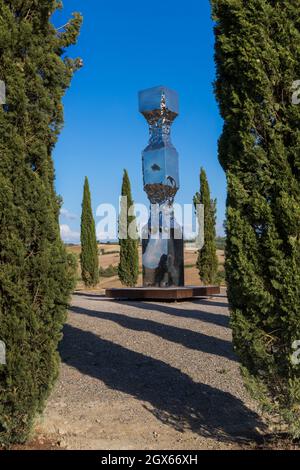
139;86;184;287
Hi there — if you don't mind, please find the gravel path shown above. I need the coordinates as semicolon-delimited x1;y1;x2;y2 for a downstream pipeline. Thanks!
40;290;264;450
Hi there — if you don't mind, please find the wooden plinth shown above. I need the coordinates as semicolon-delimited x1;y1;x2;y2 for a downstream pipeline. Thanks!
105;285;220;301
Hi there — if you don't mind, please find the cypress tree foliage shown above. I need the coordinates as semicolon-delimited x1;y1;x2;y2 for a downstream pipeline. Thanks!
193;168;218;285
0;1;82;445
80;177;99;287
211;0;300;435
118;169;139;287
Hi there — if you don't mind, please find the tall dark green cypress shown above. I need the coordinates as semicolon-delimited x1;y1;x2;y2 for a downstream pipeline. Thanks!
118;169;139;287
80;177;99;287
194;168;218;285
211;0;300;435
0;1;81;445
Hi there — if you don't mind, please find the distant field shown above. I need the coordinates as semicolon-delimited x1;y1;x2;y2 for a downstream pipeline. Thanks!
66;244;225;290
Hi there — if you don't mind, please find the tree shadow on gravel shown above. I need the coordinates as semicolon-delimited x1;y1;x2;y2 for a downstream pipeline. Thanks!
73;292;106;298
72;293;230;329
119;300;230;328
60;324;265;444
191;299;229;309
70;305;236;362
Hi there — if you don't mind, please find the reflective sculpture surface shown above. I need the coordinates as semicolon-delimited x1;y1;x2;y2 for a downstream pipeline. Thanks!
104;86;221;300
139;86;184;287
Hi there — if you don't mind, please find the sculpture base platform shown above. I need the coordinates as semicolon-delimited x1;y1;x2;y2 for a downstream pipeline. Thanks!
105;285;220;301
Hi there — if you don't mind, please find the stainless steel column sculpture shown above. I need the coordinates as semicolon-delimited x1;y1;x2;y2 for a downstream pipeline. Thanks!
105;86;220;300
139;86;184;287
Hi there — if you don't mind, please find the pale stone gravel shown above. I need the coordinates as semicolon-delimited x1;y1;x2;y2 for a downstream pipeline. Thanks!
40;289;264;450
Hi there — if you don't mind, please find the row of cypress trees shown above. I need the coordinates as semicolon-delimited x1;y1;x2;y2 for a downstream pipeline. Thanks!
80;170;140;288
80;168;219;289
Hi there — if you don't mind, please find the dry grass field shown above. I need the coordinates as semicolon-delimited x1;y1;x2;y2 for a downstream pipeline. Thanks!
66;244;225;290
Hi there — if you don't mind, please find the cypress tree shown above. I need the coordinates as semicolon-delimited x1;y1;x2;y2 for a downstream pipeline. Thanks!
80;177;99;287
211;0;300;435
194;168;218;285
0;1;81;445
118;169;139;286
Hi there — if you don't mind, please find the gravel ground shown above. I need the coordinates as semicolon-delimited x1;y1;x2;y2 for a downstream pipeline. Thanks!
39;290;265;450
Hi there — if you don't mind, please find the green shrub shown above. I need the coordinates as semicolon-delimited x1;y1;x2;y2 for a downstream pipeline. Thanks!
216;270;226;287
99;265;118;278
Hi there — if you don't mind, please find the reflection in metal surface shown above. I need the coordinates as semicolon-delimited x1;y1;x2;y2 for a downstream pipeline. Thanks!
139;86;184;287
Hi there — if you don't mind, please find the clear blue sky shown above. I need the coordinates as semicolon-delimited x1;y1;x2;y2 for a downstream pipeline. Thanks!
52;0;225;242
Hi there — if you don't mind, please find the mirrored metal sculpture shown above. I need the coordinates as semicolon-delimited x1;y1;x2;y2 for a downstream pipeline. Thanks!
139;86;184;287
105;85;221;300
